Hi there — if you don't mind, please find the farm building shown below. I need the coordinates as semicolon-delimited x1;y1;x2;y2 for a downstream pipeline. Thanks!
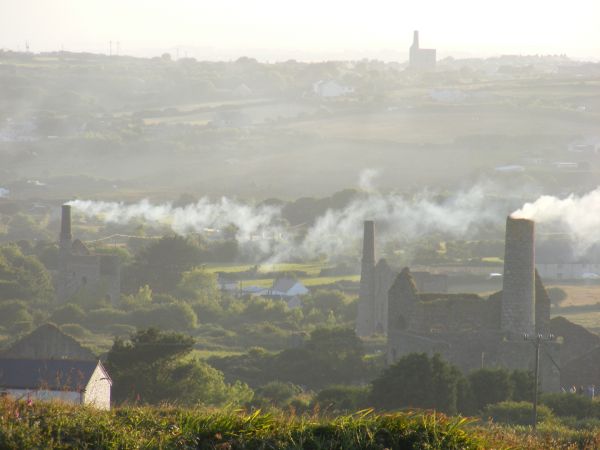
0;359;111;410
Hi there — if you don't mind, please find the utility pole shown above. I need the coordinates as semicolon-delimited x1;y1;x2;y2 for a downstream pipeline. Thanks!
523;333;555;430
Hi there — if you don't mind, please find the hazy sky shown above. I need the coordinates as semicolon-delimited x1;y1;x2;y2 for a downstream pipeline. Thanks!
1;0;599;61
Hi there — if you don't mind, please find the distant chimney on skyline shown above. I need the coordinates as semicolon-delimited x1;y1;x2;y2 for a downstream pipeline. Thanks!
412;30;419;49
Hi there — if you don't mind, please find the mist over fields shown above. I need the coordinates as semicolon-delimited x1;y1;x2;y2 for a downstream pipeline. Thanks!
1;51;599;203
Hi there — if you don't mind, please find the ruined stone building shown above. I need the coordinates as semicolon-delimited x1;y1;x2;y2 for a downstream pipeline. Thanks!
56;205;120;306
356;221;448;337
409;30;436;72
357;217;560;391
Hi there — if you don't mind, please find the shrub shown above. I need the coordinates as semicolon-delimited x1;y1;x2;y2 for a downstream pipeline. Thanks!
130;302;198;331
50;303;87;325
468;368;512;411
547;287;568;306
0;300;31;328
251;381;302;409
86;308;129;331
314;385;369;412
60;323;90;339
106;324;136;337
482;401;554;426
541;393;594;419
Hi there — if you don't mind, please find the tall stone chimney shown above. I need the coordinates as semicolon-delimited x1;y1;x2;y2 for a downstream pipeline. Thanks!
362;220;375;266
501;216;535;336
60;204;72;244
356;220;376;336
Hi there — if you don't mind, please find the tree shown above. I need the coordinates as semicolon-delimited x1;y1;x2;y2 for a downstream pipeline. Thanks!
510;370;535;402
209;328;367;390
546;287;568;307
370;353;464;414
314;385;369;413
0;244;54;304
177;268;220;302
127;236;203;293
468;368;512;412
105;328;251;406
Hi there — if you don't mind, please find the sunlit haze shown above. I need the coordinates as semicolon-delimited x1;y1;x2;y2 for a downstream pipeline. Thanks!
1;0;599;60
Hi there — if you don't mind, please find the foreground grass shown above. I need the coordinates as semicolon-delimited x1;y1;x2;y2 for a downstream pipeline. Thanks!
0;399;484;449
3;399;600;449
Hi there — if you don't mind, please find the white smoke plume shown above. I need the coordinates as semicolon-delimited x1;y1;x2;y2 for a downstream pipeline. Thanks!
358;168;380;193
300;184;502;259
69;180;508;262
512;187;600;254
69;198;285;256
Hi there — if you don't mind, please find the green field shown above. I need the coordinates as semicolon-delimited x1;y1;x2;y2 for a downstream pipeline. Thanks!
204;262;359;290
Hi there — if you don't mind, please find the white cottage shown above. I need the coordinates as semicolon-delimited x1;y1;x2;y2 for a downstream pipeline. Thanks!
0;359;112;410
269;277;309;297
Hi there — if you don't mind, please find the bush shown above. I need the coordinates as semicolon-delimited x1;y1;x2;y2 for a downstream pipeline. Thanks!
483;401;554;426
547;287;568;306
314;385;369;412
0;300;32;329
541;393;594;419
131;302;198;331
50;303;87;325
86;308;129;331
251;381;302;409
370;353;464;414
468;368;512;411
106;324;136;337
60;323;90;339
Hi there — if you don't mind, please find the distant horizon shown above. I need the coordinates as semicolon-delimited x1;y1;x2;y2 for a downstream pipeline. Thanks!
1;0;598;63
1;45;597;64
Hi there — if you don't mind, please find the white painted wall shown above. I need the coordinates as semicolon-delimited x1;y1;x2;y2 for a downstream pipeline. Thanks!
83;365;111;410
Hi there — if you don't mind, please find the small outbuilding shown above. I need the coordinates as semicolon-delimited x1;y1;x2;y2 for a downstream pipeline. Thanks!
0;359;112;410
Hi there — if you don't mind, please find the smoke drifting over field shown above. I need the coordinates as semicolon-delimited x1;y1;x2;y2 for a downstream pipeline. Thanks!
512;187;600;254
70;174;507;261
71;182;600;261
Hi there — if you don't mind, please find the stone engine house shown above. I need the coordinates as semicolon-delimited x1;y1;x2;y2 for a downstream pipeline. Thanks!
357;217;560;391
56;205;120;306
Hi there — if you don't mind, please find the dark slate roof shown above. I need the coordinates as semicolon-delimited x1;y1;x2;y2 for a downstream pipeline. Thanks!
0;359;105;391
272;277;298;293
1;323;97;361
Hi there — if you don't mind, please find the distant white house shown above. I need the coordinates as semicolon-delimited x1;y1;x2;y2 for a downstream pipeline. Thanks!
0;359;112;410
238;278;309;308
313;80;354;98
265;277;309;298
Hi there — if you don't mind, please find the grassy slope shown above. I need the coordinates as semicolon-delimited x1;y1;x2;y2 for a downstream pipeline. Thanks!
0;399;486;449
3;399;600;449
